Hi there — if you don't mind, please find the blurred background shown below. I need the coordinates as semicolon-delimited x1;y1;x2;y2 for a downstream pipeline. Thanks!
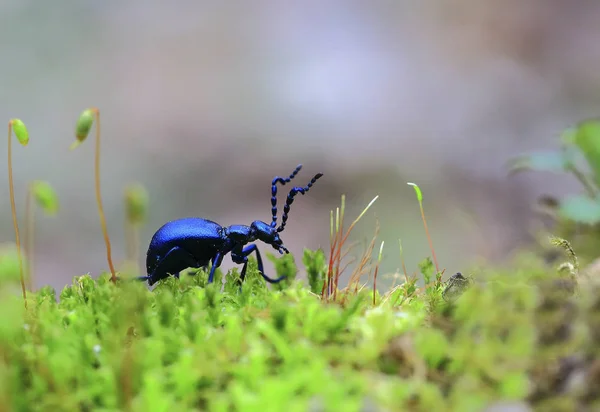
2;0;600;291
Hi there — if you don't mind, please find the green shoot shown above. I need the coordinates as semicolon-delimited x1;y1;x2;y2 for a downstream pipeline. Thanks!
71;108;116;282
398;239;409;286
123;183;148;274
7;119;29;306
372;240;384;305
302;248;327;294
407;182;439;273
24;181;59;289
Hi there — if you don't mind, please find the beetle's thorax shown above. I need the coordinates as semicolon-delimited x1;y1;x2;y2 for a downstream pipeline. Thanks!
224;224;255;244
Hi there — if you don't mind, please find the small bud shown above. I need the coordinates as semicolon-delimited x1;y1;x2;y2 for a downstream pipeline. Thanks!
407;182;423;203
9;119;29;146
31;181;59;215
124;183;149;225
71;108;96;150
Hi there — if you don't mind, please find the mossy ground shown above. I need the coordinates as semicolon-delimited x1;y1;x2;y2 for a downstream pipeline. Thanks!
0;247;599;412
5;107;600;411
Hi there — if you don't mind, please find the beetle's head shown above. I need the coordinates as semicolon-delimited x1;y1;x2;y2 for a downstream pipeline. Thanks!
251;220;289;254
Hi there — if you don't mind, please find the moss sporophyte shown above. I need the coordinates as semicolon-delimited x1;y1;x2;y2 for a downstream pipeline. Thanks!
71;108;117;282
8;119;30;306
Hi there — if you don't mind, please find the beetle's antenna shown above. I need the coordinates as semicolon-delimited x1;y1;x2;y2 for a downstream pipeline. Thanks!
270;164;302;228
277;173;323;233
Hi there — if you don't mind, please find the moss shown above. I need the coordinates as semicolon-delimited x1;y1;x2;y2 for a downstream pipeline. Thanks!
0;248;598;411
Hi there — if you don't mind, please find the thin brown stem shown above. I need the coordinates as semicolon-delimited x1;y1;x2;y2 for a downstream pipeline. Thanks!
372;265;379;305
92;109;117;282
400;258;408;285
24;185;34;290
8;122;27;306
419;203;439;273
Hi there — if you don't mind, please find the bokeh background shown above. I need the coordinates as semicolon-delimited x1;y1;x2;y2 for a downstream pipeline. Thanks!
2;1;600;291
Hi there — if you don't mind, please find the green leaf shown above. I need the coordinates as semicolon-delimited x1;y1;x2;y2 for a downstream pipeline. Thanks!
302;248;326;294
507;151;572;175
559;194;600;224
418;257;434;284
573;118;600;185
9;118;29;146
266;252;297;291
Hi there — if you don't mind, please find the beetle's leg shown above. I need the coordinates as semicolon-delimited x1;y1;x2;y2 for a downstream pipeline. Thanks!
239;263;248;284
207;252;224;283
231;247;249;283
230;247;248;286
141;246;199;286
235;244;286;284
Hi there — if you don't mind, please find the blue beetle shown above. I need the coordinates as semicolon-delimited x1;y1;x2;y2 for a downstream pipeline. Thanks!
137;164;323;286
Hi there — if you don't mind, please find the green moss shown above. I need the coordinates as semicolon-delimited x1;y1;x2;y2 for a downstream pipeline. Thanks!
0;248;597;411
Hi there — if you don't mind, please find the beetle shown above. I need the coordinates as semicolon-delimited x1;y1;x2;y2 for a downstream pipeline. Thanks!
137;164;323;286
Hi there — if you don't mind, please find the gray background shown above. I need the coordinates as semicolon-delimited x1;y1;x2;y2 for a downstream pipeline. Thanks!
1;1;599;291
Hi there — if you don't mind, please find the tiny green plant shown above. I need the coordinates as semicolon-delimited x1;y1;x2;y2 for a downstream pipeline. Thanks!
398;239;410;285
123;183;149;274
71;108;117;282
407;182;440;273
267;251;298;291
508;118;600;264
549;235;579;275
509;118;600;224
7;118;29;305
24;180;59;289
302;248;327;294
384;239;417;307
548;235;580;296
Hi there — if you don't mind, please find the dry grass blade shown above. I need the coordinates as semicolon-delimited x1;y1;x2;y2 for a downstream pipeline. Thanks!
373;240;385;305
323;195;379;301
348;218;380;294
